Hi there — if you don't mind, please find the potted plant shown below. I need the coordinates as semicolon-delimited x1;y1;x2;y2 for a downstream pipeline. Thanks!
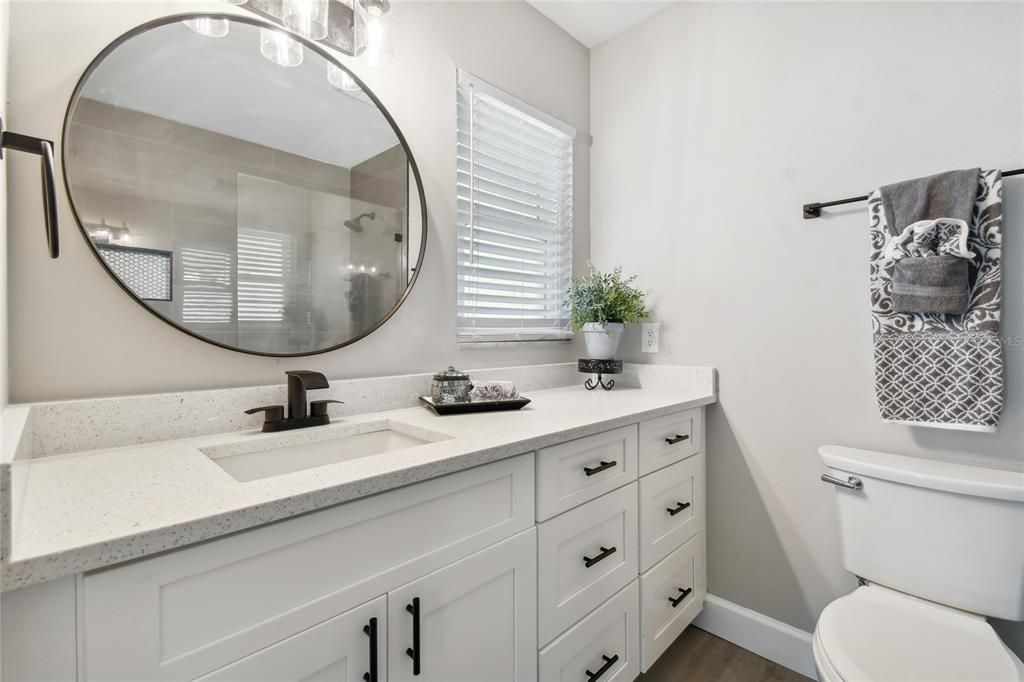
568;265;648;360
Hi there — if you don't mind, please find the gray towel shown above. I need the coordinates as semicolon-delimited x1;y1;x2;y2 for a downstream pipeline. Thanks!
892;256;969;315
880;168;981;230
347;272;382;334
880;169;980;314
868;170;1004;432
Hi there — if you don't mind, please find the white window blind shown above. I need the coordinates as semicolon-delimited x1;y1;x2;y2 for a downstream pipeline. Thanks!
456;72;575;343
180;246;233;325
237;229;292;323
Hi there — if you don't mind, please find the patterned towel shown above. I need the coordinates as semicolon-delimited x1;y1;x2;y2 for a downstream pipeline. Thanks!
868;169;1004;432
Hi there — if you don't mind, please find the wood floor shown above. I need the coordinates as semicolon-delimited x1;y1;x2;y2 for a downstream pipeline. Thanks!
641;627;812;682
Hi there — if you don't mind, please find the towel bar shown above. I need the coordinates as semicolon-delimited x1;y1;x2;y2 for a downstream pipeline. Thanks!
803;167;1023;219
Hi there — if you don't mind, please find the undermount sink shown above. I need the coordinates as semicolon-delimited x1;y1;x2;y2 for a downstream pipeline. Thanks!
201;421;451;482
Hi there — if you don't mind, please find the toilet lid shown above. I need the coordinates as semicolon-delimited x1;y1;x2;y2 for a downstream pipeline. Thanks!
816;585;1024;682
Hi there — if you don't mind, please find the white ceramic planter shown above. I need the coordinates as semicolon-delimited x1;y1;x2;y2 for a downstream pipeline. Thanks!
582;322;624;360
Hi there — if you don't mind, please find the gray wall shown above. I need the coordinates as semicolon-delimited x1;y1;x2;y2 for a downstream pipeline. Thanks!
590;0;1024;649
6;1;590;402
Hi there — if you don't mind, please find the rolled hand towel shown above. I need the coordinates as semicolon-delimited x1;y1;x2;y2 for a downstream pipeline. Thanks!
892;255;969;315
470;381;519;402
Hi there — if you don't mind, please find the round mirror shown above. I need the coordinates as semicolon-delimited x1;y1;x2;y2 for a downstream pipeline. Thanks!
63;14;425;356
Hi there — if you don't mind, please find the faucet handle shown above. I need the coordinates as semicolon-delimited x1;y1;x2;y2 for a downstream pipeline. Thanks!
310;399;344;418
245;405;285;427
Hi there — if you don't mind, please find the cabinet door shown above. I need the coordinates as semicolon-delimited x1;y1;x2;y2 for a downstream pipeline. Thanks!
388;529;537;682
197;596;386;682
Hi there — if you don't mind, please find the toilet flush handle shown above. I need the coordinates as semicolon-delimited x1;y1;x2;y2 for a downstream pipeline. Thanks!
821;473;862;490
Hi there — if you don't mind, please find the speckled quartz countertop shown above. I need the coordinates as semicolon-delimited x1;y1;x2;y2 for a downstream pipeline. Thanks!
2;374;715;590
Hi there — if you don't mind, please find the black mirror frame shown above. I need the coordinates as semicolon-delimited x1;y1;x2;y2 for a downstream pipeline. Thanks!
61;12;428;358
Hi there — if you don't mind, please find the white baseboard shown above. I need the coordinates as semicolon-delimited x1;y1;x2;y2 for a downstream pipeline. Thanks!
693;594;818;680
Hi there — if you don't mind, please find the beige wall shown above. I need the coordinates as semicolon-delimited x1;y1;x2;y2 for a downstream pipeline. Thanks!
591;0;1024;652
6;0;589;402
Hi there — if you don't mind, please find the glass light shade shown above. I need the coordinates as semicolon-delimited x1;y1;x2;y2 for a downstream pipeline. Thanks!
183;17;230;38
259;28;304;67
326;62;360;91
357;1;392;67
282;0;329;40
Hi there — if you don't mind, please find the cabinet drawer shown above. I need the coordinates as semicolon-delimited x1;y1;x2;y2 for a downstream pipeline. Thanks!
639;532;706;672
82;454;534;681
539;581;640;682
537;424;638;521
196;595;386;682
639;454;704;571
638;409;702;476
538;483;639;646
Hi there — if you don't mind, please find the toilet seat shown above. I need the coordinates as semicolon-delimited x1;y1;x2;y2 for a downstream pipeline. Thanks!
814;585;1024;682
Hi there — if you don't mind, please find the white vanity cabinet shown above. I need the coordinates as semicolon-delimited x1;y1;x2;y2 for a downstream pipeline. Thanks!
80;455;536;681
2;404;709;682
533;406;706;677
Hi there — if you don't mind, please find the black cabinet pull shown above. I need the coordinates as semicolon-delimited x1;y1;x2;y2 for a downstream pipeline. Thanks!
667;501;691;516
362;617;378;682
0;118;59;259
584;460;617;477
665;434;690;445
669;587;693;608
585;654;619;682
583;546;617;568
405;598;421;676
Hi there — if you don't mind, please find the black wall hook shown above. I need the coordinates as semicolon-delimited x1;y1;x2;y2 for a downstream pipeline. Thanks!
0;117;59;258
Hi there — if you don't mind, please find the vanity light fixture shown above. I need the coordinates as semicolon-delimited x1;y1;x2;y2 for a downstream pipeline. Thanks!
236;0;392;62
87;218;132;245
358;0;391;67
184;17;230;38
282;0;328;40
259;28;304;67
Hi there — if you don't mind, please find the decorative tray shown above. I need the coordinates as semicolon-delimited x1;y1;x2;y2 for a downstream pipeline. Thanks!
419;396;532;415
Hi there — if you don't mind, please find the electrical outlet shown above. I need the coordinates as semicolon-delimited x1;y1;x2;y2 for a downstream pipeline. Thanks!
642;322;660;353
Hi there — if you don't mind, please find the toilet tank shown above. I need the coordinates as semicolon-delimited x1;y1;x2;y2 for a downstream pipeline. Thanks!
820;445;1024;620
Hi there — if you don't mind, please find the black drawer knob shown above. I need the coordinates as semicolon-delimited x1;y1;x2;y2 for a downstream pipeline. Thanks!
583;545;617;568
583;460;617;477
669;587;693;608
586;654;619;682
667;501;691;516
362;617;378;682
405;598;421;675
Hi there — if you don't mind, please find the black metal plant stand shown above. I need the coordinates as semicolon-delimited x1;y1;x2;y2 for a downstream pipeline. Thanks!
579;359;623;391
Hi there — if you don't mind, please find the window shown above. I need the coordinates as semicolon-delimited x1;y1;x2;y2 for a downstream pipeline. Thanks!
237;229;292;323
456;72;575;342
180;246;233;325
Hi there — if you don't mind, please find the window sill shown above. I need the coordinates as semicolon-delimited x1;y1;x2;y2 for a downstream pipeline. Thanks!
458;338;574;349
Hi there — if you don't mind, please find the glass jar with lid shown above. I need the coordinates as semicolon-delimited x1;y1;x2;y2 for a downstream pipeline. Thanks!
431;366;474;404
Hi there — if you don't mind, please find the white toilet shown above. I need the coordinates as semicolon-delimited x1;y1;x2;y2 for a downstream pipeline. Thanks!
815;445;1024;682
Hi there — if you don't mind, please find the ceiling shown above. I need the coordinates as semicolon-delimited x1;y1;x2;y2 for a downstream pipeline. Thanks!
81;20;399;169
526;1;677;48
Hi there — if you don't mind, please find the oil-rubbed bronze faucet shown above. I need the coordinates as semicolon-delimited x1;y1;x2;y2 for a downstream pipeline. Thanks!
245;371;344;432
